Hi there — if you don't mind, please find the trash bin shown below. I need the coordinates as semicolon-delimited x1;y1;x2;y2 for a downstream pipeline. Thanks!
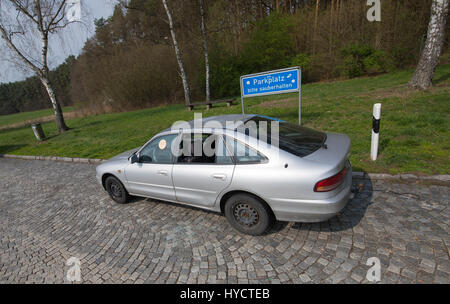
31;123;46;141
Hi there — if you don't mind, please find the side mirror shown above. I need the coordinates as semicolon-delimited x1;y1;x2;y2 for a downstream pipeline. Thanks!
130;153;139;164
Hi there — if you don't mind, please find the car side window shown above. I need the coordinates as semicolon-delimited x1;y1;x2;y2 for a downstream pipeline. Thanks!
216;135;234;165
139;134;178;164
224;136;266;164
176;133;233;165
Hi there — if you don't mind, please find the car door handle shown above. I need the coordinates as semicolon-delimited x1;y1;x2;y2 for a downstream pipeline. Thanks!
157;170;168;176
212;174;226;180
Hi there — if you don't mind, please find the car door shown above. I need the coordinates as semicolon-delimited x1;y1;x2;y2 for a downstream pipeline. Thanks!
172;133;235;207
124;134;178;202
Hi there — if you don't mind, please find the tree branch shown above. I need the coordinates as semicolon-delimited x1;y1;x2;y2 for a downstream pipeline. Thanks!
34;0;45;31
46;0;66;32
8;0;40;25
0;23;42;76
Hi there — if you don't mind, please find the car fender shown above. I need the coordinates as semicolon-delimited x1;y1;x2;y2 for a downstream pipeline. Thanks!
213;185;273;213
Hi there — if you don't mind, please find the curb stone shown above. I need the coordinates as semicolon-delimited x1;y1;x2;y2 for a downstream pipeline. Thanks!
354;172;449;182
0;154;106;164
0;153;448;182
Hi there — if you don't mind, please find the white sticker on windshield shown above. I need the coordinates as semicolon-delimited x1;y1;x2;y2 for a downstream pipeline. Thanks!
159;139;167;150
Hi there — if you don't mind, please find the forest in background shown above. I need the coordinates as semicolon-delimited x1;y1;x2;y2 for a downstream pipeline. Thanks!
1;0;448;115
0;56;74;115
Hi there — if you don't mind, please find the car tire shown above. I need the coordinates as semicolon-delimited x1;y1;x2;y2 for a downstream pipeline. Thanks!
224;193;273;235
105;176;129;204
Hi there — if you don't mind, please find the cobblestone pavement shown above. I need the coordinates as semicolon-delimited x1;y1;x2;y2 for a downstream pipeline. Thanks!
0;158;448;284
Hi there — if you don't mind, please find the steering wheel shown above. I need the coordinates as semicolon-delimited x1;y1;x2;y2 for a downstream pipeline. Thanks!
152;147;168;163
140;154;152;163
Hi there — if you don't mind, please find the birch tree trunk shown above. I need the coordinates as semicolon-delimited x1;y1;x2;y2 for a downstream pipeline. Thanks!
408;0;449;90
41;75;68;132
161;0;191;105
39;30;69;132
199;0;210;102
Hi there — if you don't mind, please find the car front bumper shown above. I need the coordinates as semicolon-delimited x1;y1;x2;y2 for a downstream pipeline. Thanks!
96;173;103;187
270;167;352;223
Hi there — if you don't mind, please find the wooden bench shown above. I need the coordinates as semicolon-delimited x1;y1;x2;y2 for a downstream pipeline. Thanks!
187;98;234;111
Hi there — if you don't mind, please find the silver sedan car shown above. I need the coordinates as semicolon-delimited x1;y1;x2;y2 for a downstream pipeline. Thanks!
96;114;352;235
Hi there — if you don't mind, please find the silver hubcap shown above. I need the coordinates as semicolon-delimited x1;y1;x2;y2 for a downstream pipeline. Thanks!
234;203;259;227
110;182;122;198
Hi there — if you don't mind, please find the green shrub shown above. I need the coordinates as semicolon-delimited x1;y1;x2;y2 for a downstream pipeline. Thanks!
339;44;393;78
210;13;297;98
209;54;242;98
363;50;394;74
390;47;415;68
290;53;312;82
239;13;296;72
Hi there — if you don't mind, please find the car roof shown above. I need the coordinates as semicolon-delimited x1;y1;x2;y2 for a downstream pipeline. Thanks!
159;114;287;136
161;114;256;133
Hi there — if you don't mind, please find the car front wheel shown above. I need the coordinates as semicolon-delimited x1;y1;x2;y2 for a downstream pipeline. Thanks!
224;193;272;235
105;176;129;204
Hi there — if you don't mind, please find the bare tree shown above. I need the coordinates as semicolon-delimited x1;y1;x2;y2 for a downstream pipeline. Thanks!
313;0;320;52
408;0;449;90
0;0;78;133
161;0;191;106
328;0;334;55
199;0;210;102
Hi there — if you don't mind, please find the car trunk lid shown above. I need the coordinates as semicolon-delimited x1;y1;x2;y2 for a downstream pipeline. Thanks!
303;133;351;169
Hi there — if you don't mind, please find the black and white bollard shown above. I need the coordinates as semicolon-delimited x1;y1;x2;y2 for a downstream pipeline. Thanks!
371;103;381;161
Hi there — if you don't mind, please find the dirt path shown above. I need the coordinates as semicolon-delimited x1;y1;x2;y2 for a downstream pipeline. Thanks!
0;111;79;131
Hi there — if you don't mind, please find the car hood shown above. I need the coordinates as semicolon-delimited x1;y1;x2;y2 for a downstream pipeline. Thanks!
110;148;140;161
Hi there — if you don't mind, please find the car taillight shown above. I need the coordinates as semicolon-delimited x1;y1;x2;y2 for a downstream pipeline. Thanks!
314;168;347;192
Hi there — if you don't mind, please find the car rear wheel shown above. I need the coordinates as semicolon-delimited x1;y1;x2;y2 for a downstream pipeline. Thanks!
224;194;272;235
105;176;129;204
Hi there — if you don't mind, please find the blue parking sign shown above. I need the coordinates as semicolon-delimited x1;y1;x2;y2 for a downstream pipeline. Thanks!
240;67;302;124
241;67;300;97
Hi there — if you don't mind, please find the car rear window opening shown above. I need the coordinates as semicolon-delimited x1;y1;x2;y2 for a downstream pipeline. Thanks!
244;116;327;157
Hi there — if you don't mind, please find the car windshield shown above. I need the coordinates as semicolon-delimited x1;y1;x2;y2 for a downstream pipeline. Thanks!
243;116;327;157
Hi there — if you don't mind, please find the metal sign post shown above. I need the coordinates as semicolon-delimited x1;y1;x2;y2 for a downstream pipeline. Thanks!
240;67;302;124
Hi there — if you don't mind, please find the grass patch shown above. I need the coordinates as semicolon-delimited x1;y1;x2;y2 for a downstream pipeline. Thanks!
0;66;449;175
0;107;73;128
